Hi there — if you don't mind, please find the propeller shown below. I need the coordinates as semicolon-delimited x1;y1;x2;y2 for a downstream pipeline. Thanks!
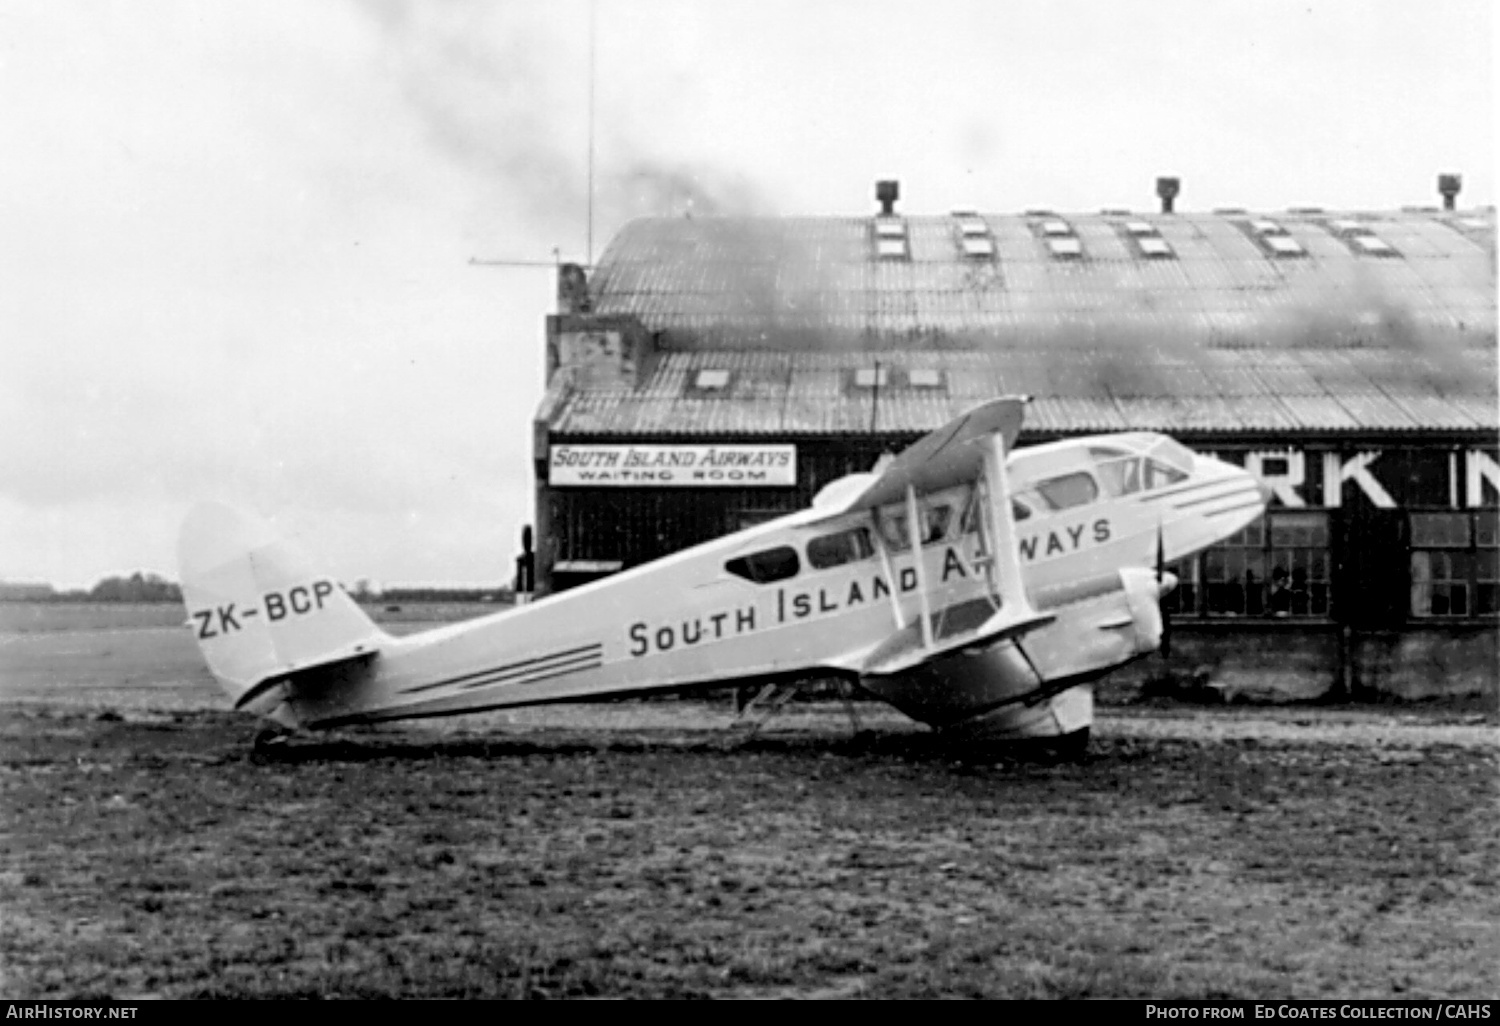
1156;521;1172;661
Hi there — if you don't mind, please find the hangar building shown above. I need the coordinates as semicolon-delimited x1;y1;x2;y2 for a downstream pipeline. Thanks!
530;179;1498;700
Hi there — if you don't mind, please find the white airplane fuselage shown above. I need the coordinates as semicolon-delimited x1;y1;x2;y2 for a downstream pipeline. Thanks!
222;431;1266;740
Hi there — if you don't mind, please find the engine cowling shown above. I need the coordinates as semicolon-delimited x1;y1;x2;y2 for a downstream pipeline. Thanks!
1118;566;1178;656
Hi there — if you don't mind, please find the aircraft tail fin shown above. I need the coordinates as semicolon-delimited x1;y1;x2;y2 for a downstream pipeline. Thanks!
177;503;387;713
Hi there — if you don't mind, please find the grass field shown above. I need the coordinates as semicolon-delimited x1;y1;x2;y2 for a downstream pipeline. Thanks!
1;602;1496;999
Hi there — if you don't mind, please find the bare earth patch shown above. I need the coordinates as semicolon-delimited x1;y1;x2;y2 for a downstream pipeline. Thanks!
1;700;1495;999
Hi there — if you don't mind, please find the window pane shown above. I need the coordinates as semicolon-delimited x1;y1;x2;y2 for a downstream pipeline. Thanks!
807;528;874;570
1096;456;1142;497
1411;512;1471;548
725;546;800;584
1035;472;1098;510
1476;511;1499;548
1144;458;1188;489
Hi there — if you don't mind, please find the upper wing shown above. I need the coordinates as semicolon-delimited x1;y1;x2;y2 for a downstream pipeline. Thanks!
810;397;1028;520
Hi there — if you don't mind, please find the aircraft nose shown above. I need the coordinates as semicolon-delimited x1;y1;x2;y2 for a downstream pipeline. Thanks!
1254;475;1274;507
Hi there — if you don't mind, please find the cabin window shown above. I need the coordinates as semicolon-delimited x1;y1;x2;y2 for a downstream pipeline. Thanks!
725;546;800;585
877;504;952;551
1410;511;1500;617
807;527;875;570
1034;472;1098;511
959;497;1032;533
1200;512;1329;617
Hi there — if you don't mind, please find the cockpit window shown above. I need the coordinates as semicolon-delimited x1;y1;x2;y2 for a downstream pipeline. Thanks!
1095;456;1143;497
1034;472;1099;510
807;527;875;570
1144;458;1188;489
725;546;800;584
1147;437;1195;474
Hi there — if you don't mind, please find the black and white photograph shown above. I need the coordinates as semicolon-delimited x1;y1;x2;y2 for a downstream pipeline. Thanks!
1;0;1495;1001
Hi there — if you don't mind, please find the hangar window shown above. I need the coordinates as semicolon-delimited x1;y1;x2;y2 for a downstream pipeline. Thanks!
1200;512;1329;618
807;527;875;570
725;546;800;585
1410;511;1500;617
1034;472;1099;511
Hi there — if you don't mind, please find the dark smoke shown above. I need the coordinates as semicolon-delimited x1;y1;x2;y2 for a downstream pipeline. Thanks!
356;1;773;253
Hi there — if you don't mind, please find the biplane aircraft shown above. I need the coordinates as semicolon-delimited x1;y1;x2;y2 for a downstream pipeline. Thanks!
180;397;1270;749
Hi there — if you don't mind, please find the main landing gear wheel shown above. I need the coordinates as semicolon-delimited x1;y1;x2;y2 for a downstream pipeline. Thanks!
252;726;292;753
1051;727;1090;763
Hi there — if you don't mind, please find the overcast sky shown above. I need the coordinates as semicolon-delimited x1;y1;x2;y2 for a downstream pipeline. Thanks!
1;0;1493;588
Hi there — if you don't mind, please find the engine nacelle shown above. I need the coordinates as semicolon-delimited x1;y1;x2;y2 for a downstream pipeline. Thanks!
1118;566;1177;656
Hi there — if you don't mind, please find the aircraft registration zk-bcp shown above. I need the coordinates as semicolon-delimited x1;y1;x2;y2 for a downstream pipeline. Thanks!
180;397;1271;749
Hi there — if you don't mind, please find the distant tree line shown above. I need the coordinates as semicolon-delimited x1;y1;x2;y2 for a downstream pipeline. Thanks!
0;572;182;603
0;575;505;604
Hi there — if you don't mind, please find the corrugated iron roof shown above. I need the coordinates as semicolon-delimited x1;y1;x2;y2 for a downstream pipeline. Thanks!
589;210;1496;354
546;208;1496;438
545;346;1497;437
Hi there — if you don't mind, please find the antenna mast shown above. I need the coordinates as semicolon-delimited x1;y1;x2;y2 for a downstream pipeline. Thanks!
587;0;596;266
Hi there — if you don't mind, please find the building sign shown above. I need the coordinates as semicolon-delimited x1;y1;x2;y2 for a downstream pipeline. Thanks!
549;444;797;487
1241;448;1499;509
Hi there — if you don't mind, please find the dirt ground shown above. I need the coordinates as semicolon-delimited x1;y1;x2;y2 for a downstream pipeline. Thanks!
1;604;1496;998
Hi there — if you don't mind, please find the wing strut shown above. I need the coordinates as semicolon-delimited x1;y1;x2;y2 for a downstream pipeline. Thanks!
905;484;935;651
980;427;1035;616
871;513;907;630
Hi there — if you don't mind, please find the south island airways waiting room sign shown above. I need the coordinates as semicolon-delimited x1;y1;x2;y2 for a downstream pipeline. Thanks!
549;445;797;487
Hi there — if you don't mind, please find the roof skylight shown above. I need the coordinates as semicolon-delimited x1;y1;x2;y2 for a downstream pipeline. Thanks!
907;368;943;388
875;238;908;259
1351;236;1395;256
853;366;890;388
1047;237;1083;258
1041;220;1073;237
1138;237;1174;258
1264;235;1305;257
694;369;731;391
1125;221;1158;236
962;237;995;258
1251;219;1287;236
875;219;907;239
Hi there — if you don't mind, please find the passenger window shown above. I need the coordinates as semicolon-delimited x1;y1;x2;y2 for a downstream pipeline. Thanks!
1035;472;1098;510
1144;458;1188;489
878;505;951;550
807;527;875;570
960;497;1032;531
725;546;800;584
1096;457;1142;497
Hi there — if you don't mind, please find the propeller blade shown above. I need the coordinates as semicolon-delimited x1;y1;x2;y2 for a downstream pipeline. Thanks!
1157;522;1172;660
